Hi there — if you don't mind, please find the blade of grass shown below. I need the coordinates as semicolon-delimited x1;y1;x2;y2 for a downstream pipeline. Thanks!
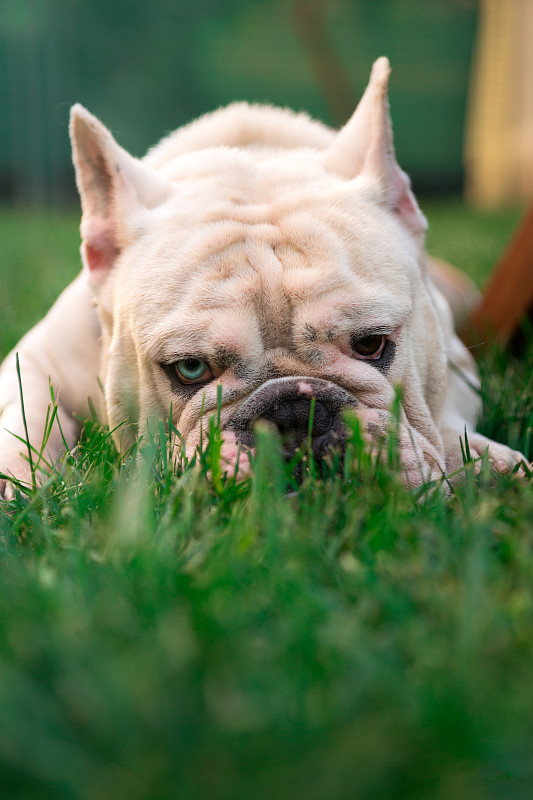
15;353;36;492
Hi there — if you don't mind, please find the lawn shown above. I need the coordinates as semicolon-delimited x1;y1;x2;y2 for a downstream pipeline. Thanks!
0;202;532;800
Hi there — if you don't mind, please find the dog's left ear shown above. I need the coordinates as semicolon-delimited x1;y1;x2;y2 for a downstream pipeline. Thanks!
70;105;171;284
323;57;427;239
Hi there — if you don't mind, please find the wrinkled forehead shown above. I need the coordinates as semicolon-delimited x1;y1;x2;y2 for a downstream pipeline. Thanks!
127;207;414;360
126;148;417;288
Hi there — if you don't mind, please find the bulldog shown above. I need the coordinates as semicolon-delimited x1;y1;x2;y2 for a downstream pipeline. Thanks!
0;58;528;498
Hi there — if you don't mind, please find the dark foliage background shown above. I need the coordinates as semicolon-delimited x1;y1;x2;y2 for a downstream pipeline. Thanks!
0;0;477;203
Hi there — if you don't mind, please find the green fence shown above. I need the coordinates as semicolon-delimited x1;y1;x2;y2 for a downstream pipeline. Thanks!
0;0;477;204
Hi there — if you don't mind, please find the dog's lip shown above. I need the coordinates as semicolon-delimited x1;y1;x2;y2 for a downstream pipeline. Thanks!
219;431;254;481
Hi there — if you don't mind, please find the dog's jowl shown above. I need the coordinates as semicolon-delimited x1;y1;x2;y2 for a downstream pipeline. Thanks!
0;58;528;497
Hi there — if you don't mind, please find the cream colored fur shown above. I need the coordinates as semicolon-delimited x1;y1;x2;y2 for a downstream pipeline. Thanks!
0;58;527;497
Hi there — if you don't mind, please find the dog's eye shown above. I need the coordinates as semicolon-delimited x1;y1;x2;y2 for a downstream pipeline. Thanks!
174;358;212;384
352;334;386;360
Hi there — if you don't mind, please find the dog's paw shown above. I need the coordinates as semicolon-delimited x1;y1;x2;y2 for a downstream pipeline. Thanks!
465;433;530;477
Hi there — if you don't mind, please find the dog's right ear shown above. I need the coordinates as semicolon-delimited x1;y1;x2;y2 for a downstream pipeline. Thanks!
70;105;171;284
322;58;427;240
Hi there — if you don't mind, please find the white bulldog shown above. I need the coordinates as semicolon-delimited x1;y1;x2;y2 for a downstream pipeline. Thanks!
0;58;527;498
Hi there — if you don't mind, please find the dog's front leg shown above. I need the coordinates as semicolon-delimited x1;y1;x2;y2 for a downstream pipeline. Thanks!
0;353;81;497
0;274;102;498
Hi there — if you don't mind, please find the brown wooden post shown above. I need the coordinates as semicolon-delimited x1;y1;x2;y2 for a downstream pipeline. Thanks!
291;0;355;127
468;201;533;345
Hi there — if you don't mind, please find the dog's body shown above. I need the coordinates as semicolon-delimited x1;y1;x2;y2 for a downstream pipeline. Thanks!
0;59;527;497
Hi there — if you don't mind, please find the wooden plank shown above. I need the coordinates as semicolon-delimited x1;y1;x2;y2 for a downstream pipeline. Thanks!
468;201;533;343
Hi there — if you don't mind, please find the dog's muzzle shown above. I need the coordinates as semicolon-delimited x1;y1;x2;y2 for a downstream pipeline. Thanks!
225;377;357;462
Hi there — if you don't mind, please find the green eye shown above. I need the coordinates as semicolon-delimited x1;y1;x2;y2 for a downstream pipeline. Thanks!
174;358;212;384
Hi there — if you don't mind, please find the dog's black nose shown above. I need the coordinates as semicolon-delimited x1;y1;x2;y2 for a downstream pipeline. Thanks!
226;377;357;462
260;395;334;438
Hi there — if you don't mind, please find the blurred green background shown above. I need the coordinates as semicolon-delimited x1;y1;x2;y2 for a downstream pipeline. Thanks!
0;0;478;204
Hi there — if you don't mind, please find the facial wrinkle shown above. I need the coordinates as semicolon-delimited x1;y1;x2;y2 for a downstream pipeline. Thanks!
244;230;293;354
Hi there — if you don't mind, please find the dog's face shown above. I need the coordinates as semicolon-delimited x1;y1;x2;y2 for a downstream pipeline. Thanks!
71;59;448;485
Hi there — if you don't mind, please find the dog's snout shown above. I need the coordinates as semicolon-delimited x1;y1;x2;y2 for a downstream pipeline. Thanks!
226;377;357;461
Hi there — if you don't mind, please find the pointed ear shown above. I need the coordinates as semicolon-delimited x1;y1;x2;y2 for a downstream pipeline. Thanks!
70;105;171;284
323;57;427;238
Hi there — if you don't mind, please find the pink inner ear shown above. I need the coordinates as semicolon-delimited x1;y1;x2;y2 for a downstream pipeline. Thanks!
396;190;416;217
81;215;120;276
390;166;427;236
84;243;115;272
83;242;120;274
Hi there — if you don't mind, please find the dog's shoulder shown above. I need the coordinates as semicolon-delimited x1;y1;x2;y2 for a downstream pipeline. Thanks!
144;102;335;171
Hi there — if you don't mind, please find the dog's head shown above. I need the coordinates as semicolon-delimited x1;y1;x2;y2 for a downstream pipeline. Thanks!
70;58;448;486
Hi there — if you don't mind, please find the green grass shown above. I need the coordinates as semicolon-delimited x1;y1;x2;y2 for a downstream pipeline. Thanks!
423;198;525;288
0;203;533;800
0;208;80;355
